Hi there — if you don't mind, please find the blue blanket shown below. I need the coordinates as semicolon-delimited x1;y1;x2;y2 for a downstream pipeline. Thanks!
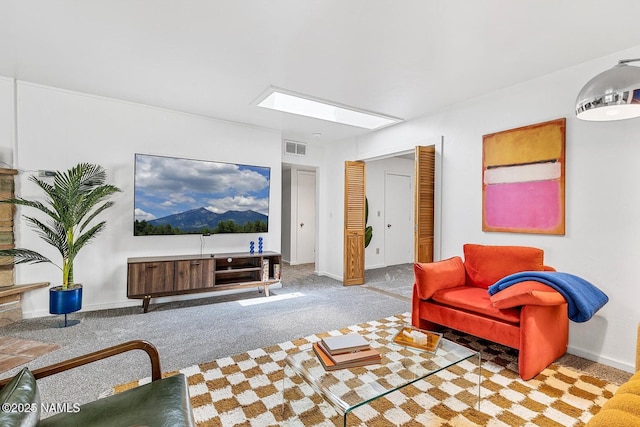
487;271;608;323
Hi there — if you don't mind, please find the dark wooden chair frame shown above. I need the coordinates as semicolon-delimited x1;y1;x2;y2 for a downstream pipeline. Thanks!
0;340;161;388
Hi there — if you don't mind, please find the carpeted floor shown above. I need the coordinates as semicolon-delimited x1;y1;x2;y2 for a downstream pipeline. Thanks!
111;314;618;426
0;263;412;415
0;262;631;421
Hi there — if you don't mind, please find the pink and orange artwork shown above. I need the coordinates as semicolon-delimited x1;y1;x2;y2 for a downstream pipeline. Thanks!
482;118;566;235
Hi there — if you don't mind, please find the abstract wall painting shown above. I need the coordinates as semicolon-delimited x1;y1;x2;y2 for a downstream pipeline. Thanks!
482;118;566;235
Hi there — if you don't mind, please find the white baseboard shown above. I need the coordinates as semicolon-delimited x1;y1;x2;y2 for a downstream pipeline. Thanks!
567;344;635;373
22;282;283;319
316;271;342;282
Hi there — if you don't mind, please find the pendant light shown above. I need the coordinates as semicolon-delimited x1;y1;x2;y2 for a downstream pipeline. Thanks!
575;59;640;121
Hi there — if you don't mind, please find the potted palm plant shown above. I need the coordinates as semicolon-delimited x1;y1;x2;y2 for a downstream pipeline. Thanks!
0;163;121;326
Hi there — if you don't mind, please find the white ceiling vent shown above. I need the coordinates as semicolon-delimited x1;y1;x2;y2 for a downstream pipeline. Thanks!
284;140;307;156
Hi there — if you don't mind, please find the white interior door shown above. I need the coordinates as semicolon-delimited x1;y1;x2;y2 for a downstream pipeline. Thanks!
296;170;316;264
384;172;413;266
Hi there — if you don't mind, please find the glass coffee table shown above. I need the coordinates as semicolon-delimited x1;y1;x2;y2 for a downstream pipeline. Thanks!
282;327;481;426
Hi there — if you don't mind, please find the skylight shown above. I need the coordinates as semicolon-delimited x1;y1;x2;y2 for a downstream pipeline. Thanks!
255;87;402;130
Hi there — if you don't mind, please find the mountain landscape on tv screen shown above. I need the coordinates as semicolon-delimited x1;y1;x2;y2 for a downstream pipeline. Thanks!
134;207;268;235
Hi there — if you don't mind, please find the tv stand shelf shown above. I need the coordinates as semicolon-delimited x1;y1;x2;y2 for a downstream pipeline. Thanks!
127;251;281;313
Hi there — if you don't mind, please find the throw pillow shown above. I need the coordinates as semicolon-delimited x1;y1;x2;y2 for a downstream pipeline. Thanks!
490;280;566;308
414;256;466;300
0;367;40;427
463;244;545;289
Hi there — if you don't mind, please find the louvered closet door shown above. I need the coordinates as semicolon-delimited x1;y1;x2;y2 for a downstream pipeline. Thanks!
414;146;435;263
344;161;365;285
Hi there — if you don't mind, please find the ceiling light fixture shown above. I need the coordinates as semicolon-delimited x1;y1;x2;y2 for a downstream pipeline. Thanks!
576;58;640;121
254;86;403;130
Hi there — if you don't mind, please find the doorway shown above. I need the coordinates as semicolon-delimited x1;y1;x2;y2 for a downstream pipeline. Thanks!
295;170;316;264
384;172;413;266
344;142;440;285
281;165;317;266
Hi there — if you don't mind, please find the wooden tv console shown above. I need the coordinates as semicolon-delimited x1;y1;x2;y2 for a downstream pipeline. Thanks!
127;251;282;313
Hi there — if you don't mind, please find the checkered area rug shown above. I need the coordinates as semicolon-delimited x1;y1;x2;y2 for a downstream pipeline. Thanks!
112;314;617;426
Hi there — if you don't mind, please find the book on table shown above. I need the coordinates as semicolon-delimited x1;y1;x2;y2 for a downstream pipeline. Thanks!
313;343;382;371
320;333;370;355
313;343;381;371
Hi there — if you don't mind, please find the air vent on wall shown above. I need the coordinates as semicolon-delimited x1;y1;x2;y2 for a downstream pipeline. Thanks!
284;140;307;156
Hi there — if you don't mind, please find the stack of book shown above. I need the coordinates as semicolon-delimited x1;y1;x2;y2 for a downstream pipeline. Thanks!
313;333;381;371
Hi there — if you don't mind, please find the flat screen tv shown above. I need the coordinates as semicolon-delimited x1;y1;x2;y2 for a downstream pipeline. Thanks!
134;153;270;236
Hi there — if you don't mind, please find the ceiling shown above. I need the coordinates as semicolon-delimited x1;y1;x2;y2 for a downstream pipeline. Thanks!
3;1;640;144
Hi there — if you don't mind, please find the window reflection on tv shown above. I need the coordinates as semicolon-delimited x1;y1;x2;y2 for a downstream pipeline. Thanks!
134;154;270;236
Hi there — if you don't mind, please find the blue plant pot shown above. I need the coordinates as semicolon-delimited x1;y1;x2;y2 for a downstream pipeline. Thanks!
49;285;83;315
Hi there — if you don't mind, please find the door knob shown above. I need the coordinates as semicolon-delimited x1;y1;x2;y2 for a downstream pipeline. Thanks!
300;223;304;227
387;224;392;228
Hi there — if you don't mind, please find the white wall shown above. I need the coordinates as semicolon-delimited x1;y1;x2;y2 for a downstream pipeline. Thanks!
316;141;357;280
0;77;14;166
2;44;638;371
282;140;324;169
320;46;640;372
281;168;292;262
9;81;282;317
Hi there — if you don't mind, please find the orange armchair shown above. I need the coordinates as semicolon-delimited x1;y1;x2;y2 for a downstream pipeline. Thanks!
411;244;568;380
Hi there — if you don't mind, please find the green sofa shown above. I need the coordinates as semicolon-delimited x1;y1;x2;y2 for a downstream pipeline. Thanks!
0;340;195;427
